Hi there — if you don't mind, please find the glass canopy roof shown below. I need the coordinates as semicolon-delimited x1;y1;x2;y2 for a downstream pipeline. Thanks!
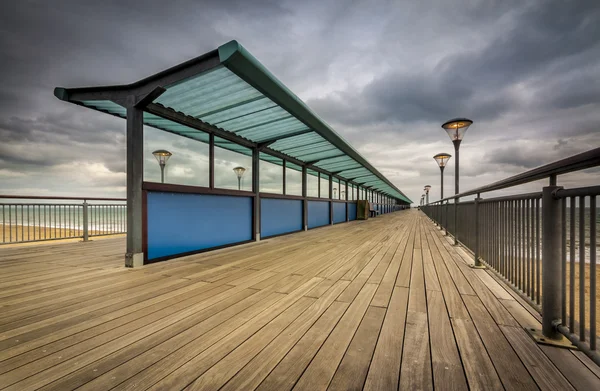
55;41;411;203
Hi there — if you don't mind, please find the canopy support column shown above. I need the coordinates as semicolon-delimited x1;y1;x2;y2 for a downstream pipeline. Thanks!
302;165;308;231
345;181;349;222
329;175;333;225
253;147;261;241
125;103;144;267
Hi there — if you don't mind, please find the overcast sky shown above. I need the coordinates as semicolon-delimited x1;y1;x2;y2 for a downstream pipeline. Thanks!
1;0;599;203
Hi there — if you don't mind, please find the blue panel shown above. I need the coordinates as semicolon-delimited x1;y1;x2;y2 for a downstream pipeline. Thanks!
349;203;357;221
308;200;330;228
333;202;346;224
261;198;303;237
147;192;252;260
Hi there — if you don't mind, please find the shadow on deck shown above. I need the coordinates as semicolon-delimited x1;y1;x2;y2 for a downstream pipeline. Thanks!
0;210;598;390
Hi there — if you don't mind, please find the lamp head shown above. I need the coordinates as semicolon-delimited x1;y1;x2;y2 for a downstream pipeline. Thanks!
232;166;246;179
433;152;452;168
424;185;431;193
152;150;172;166
442;118;472;142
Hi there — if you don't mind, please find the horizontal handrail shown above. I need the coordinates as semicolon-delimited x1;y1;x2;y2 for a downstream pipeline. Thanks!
0;195;126;201
433;147;600;202
555;185;600;198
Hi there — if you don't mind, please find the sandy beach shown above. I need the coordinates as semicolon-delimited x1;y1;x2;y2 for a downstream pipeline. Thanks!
0;225;104;243
566;262;600;335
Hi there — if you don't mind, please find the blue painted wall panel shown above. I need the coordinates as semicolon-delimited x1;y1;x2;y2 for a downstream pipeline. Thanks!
308;200;330;228
349;203;357;221
261;198;303;237
333;202;346;224
147;192;252;260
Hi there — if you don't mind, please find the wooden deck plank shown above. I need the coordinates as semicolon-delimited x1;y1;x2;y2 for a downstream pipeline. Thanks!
399;312;433;390
363;286;409;391
255;302;349;391
0;210;597;391
186;280;350;391
462;295;538;390
327;306;386;391
500;326;575;391
292;283;378;390
451;318;504;391
427;290;468;390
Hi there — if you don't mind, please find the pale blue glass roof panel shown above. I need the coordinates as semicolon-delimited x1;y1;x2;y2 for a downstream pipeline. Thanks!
214;106;291;130
252;128;310;143
270;133;323;150
57;42;412;203
281;141;331;155
294;146;339;159
295;149;343;162
79;100;126;117
201;97;275;123
235;117;305;136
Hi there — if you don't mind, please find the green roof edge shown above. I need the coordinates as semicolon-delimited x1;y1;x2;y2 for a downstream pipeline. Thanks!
218;40;411;203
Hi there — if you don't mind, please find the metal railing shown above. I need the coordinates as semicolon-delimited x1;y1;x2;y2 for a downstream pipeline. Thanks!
0;195;126;244
421;147;600;365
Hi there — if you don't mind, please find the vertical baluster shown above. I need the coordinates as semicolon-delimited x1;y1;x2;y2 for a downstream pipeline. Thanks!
570;196;576;332
509;200;513;284
26;205;30;241
561;197;567;325
579;195;585;340
517;199;521;290
526;198;531;297
536;197;541;304
495;201;498;269
520;198;525;292
513;199;517;288
21;204;24;242
590;196;596;350
33;204;36;241
501;201;505;275
2;204;5;243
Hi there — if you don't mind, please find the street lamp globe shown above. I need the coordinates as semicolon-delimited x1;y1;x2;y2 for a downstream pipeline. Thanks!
152;149;172;165
233;166;246;190
433;153;452;200
442;118;472;143
233;166;246;179
152;149;172;183
433;153;452;169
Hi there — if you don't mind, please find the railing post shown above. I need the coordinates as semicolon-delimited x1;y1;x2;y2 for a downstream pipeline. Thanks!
541;181;563;340
453;198;459;245
444;200;448;236
471;194;486;268
82;200;89;242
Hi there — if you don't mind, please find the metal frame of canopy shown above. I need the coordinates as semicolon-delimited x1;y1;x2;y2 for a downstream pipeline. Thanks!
54;40;412;266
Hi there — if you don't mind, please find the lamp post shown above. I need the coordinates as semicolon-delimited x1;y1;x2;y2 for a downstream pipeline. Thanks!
152;150;172;184
441;118;472;195
433;153;452;200
442;117;473;247
233;166;246;190
333;187;337;199
424;185;431;205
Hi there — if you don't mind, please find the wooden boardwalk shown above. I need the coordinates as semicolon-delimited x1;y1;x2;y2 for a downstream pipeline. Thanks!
0;210;599;390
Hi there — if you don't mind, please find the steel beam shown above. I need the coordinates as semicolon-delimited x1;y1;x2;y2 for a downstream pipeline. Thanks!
125;102;144;267
253;147;260;240
302;165;308;230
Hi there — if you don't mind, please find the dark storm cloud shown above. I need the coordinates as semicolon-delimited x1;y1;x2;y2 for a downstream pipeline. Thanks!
0;0;598;201
308;0;600;129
